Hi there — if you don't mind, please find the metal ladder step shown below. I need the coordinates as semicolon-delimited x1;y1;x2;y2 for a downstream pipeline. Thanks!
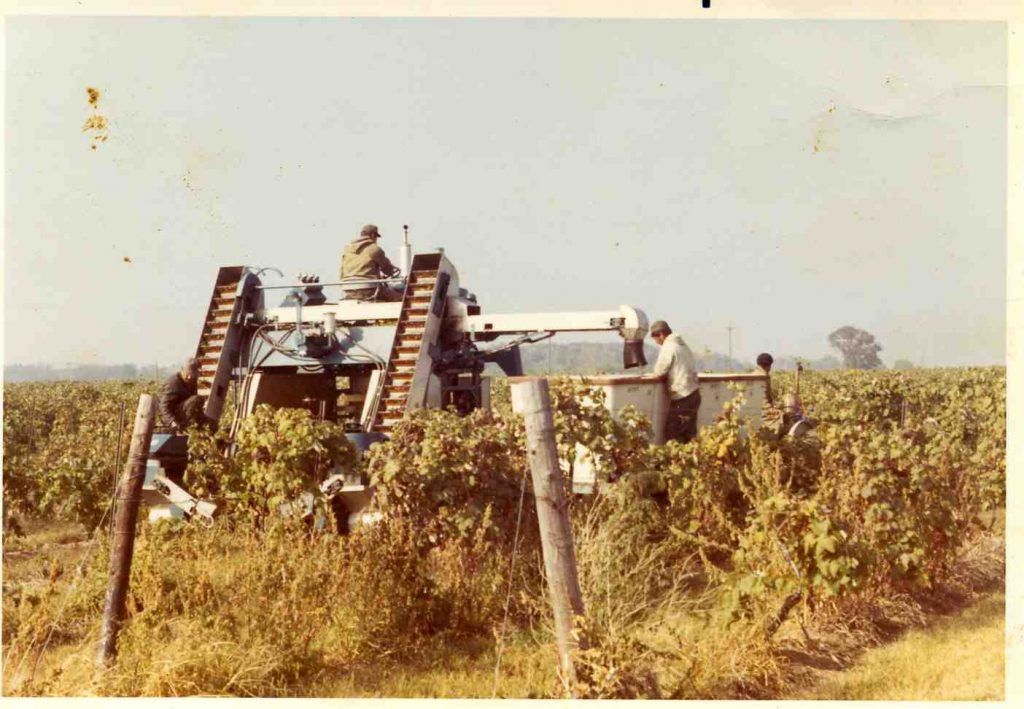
200;338;226;350
370;263;443;433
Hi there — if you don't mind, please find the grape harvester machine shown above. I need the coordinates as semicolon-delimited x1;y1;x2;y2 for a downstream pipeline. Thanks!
142;242;650;526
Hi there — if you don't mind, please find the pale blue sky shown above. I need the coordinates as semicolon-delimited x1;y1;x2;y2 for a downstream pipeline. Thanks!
4;18;1007;366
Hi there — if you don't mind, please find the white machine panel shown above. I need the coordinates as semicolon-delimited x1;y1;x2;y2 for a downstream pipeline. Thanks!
265;301;403;324
570;372;770;443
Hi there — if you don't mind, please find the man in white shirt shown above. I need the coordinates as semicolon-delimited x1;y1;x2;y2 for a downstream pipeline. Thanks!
650;320;701;443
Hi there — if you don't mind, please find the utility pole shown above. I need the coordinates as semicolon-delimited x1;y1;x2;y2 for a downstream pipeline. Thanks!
727;324;734;370
510;377;586;696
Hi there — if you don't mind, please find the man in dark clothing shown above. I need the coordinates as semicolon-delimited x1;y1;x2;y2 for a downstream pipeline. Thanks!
754;353;785;434
159;358;214;432
339;224;404;301
756;352;775;405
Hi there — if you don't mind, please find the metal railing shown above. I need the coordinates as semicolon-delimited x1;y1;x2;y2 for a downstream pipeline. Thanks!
256;277;406;291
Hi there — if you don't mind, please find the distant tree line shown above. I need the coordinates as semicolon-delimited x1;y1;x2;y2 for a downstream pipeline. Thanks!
769;354;843;371
3;363;170;383
4;325;914;383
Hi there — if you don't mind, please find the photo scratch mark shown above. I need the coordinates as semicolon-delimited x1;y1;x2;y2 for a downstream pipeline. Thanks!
83;116;108;132
83;86;109;150
812;101;838;154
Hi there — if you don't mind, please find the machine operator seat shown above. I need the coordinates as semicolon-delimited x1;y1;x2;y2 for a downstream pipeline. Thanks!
339;278;365;300
339;278;379;302
339;277;404;303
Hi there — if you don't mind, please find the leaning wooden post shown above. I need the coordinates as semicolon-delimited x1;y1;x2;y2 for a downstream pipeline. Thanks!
511;377;586;695
97;394;156;667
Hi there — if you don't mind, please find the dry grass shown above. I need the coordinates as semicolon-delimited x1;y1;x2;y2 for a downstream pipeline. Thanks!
791;591;1004;700
4;506;1006;699
308;633;558;698
3;519;88;554
773;532;1005;700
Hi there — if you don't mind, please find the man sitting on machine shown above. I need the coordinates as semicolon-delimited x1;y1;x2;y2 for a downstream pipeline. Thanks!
339;224;404;302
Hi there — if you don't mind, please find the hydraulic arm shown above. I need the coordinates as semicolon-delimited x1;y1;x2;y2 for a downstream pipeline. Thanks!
447;304;649;368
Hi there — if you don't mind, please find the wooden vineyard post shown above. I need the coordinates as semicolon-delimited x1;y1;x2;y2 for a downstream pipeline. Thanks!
511;377;586;696
97;394;156;668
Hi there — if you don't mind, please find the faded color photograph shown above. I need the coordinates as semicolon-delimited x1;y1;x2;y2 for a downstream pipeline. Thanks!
3;13;1009;699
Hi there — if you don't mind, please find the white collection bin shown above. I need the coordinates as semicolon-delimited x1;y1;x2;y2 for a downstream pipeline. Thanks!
513;372;771;495
573;372;770;444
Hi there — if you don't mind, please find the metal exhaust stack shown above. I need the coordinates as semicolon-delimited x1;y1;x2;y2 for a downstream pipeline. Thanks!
399;224;413;277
